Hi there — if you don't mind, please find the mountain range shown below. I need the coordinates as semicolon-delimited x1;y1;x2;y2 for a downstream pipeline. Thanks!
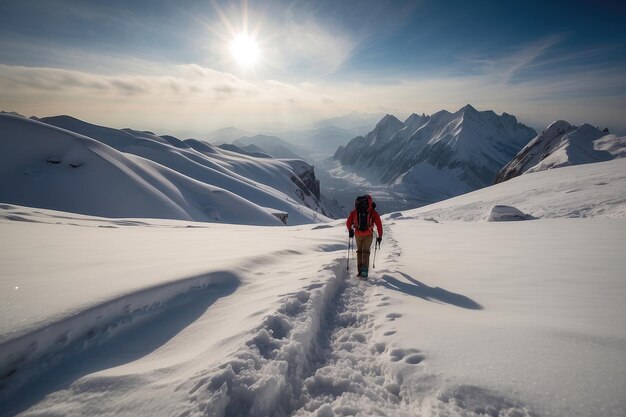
496;120;625;183
334;104;537;203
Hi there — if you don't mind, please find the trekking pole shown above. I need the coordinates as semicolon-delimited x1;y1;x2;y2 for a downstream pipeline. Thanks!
372;240;380;269
346;236;351;271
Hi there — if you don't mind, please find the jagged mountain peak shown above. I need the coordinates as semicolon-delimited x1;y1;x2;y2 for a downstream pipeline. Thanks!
544;120;574;136
458;103;478;114
495;120;624;183
335;106;537;202
404;113;424;123
376;114;402;127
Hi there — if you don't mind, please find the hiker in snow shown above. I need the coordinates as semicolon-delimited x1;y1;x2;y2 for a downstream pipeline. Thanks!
346;195;383;278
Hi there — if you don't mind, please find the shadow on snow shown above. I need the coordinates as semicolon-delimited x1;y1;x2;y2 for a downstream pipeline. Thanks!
377;272;483;310
2;272;240;417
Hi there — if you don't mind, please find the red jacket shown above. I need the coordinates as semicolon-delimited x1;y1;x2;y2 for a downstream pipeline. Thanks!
346;208;383;237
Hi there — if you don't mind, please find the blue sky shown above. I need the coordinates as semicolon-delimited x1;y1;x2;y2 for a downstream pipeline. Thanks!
1;0;625;134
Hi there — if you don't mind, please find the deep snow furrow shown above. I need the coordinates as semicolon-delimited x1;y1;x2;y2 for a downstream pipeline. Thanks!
180;256;417;417
290;268;412;417
180;261;347;417
0;271;240;403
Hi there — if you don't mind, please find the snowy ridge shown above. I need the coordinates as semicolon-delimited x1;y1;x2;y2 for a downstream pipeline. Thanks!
0;271;240;401
232;135;306;160
0;114;283;225
0;113;333;224
40;115;335;221
496;120;625;183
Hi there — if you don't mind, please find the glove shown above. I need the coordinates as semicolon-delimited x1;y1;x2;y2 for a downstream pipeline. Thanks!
376;237;382;244
349;229;355;238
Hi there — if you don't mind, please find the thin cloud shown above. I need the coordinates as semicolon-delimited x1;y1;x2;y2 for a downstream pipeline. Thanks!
465;35;567;84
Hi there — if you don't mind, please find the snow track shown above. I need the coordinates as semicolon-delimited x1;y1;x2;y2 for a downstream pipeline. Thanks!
179;258;416;417
179;232;535;417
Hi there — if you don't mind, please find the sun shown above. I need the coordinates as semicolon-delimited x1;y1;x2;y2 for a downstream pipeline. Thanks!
230;34;259;68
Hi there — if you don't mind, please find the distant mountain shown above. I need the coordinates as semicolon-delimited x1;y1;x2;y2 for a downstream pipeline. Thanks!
334;105;536;204
1;110;25;118
5;114;337;224
496;121;626;183
312;111;386;133
218;143;273;158
233;135;306;160
207;127;254;144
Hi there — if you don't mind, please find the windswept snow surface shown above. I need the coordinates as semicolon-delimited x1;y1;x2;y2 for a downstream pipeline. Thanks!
0;114;331;225
1;159;625;417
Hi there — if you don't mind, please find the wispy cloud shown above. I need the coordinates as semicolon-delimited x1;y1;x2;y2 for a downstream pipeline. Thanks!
467;35;567;84
2;52;625;134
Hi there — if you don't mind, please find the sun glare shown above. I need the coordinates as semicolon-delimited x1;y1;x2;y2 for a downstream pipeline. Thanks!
230;34;259;67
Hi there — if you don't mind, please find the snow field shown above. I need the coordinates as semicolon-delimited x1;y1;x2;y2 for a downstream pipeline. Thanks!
0;271;240;402
405;158;626;221
378;217;626;417
1;159;625;416
178;226;536;417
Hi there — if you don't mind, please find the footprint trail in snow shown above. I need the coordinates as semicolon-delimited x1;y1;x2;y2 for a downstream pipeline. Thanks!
180;227;533;417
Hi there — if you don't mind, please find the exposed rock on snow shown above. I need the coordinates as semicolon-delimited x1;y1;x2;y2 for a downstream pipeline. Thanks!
496;120;625;183
487;205;533;222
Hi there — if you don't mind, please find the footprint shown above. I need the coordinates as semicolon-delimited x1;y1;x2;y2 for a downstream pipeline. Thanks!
380;296;390;301
280;298;303;316
306;283;324;290
390;347;421;362
386;312;402;321
352;333;366;343
264;314;292;339
296;291;310;303
372;342;386;354
383;330;396;336
405;353;425;364
389;348;406;362
377;302;390;307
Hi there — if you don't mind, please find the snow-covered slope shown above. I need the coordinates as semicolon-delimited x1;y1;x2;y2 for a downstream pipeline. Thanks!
334;105;536;204
496;120;625;183
0;114;332;224
406;158;626;221
1;159;625;417
217;143;272;158
39;114;335;221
